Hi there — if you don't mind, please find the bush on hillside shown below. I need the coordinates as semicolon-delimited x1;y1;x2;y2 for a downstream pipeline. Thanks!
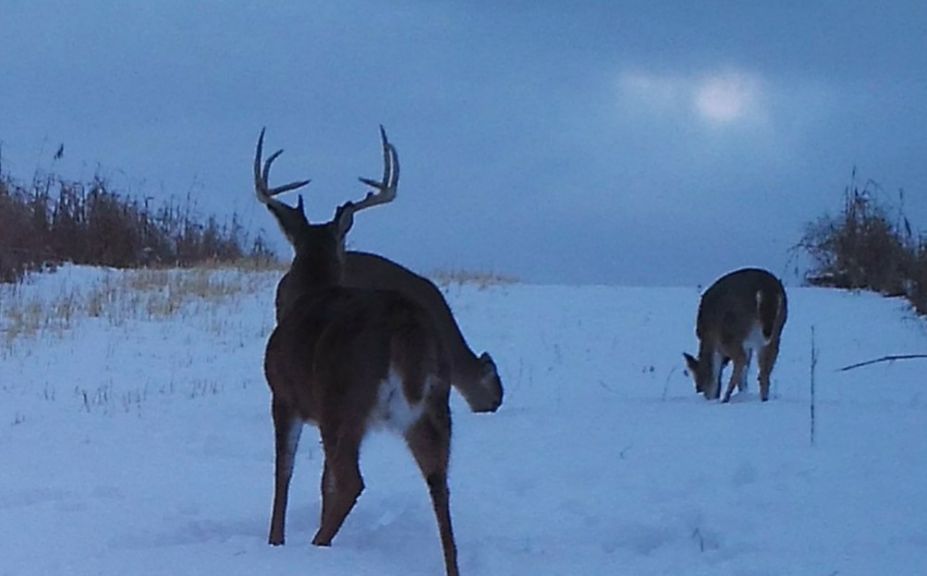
797;170;927;314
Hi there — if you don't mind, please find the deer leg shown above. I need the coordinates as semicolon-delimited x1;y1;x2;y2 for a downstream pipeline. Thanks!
758;340;780;402
312;426;364;547
738;350;753;392
707;353;726;400
722;350;747;403
269;399;303;546
318;458;332;537
406;407;459;576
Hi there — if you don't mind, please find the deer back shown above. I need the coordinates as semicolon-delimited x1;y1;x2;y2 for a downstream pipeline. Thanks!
275;250;503;412
277;252;471;364
696;267;787;356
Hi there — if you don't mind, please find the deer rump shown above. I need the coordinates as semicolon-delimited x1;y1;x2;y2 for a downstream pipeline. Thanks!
696;269;787;348
266;285;450;429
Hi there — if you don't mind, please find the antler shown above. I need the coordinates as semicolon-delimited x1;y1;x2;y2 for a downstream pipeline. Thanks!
254;128;313;241
254;128;311;209
340;125;399;218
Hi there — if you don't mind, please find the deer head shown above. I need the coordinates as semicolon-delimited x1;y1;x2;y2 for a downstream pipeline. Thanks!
254;126;399;287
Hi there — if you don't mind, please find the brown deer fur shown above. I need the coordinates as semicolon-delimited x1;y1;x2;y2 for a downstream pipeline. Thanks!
256;128;460;576
276;251;503;413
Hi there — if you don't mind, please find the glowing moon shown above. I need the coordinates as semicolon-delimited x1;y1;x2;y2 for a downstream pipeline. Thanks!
694;72;760;124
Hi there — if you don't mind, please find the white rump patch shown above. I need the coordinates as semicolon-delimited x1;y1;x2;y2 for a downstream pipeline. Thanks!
372;368;425;433
744;321;769;351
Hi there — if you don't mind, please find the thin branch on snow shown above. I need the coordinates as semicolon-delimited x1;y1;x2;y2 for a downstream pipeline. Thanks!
836;354;927;372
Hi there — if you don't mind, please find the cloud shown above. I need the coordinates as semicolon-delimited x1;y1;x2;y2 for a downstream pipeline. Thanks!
693;71;764;124
618;67;767;127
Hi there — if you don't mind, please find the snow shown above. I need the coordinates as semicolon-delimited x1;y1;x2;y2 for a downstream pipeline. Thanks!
1;266;926;575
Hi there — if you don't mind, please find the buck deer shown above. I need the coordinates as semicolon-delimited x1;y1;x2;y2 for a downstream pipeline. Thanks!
269;130;502;414
256;128;459;576
683;268;788;402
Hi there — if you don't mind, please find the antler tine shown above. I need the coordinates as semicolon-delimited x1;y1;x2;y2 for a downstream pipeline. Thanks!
254;128;311;207
348;125;399;215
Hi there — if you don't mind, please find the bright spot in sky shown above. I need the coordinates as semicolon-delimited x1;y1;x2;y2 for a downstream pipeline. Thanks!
693;72;762;124
618;68;766;126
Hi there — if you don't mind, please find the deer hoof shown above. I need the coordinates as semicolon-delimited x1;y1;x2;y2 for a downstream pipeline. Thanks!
311;533;332;547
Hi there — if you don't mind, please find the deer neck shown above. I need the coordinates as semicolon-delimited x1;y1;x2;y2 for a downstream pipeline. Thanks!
289;252;345;295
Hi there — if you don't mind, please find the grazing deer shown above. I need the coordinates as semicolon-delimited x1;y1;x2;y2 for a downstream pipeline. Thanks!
683;268;788;402
269;132;502;414
256;127;459;576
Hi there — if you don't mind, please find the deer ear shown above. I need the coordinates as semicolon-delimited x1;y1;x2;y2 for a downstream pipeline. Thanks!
683;353;698;374
336;204;354;237
479;352;497;373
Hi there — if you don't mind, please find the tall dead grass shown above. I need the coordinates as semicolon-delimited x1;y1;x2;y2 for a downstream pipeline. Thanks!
0;171;276;284
796;169;927;315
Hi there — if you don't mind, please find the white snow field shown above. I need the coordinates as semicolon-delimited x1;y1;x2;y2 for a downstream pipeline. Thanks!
1;265;926;575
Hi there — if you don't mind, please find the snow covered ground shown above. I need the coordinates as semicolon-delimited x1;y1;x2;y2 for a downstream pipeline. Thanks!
1;265;926;575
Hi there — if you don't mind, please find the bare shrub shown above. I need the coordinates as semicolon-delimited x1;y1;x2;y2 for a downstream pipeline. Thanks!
905;238;927;314
0;171;276;284
796;170;926;314
0;178;45;282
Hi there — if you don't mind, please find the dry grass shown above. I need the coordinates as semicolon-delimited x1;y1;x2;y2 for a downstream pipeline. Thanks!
1;171;278;284
0;263;278;354
0;286;80;345
430;269;518;290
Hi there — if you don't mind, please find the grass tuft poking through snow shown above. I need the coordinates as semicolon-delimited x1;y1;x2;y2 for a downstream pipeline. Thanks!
1;265;278;355
430;269;518;290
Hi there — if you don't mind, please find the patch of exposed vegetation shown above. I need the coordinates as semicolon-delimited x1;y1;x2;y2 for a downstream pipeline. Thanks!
430;269;518;290
796;169;927;315
0;170;276;283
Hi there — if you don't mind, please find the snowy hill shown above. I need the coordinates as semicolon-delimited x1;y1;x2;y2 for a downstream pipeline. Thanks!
1;266;925;575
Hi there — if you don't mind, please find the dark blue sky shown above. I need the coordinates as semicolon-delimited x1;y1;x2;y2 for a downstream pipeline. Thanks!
2;1;925;284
